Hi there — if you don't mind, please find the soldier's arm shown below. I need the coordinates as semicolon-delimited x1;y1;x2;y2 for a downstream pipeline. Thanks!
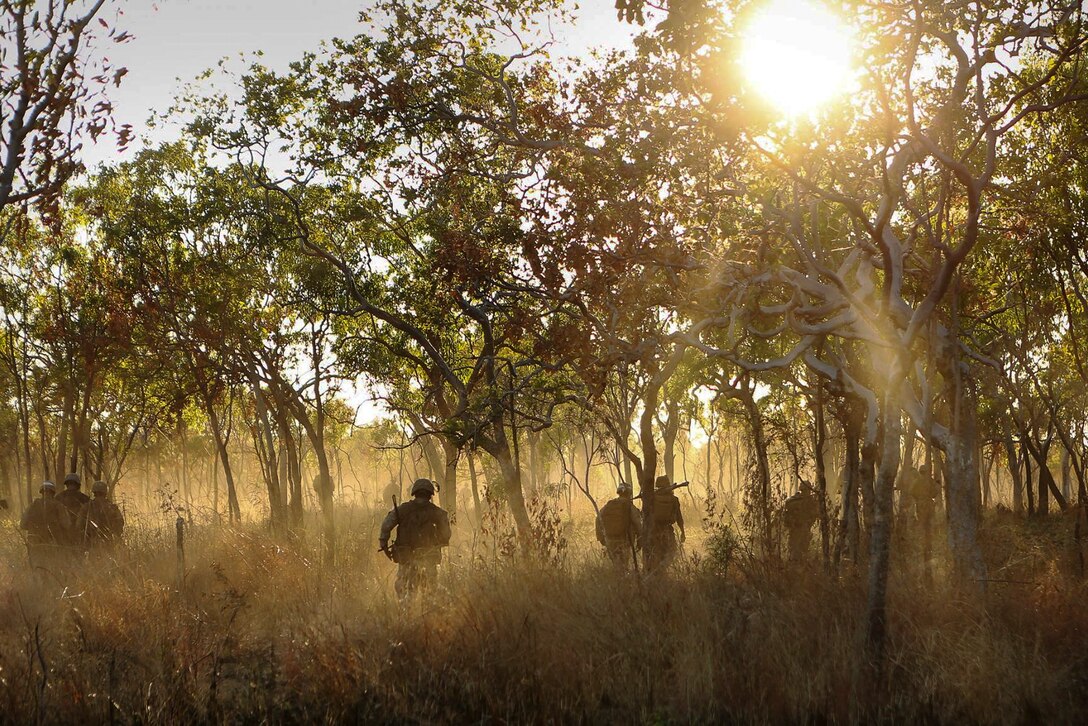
19;503;34;530
437;510;452;546
378;509;398;547
675;498;685;537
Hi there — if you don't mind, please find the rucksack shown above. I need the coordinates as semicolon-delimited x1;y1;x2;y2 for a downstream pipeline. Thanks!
652;492;678;528
600;499;635;539
395;500;447;550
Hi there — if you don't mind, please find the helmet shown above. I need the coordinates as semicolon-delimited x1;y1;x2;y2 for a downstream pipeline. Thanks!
616;482;633;497
63;472;81;488
92;480;108;494
410;478;436;497
655;475;671;490
40;481;56;493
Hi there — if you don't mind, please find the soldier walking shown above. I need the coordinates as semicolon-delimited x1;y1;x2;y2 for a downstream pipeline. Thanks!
783;482;820;562
78;481;125;550
20;481;72;571
379;478;452;600
646;475;686;572
596;482;641;573
57;473;90;523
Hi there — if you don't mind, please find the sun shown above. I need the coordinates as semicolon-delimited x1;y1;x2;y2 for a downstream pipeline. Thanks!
739;0;855;117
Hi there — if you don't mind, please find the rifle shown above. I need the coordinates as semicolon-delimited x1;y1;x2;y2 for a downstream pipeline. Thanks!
632;481;690;500
378;495;402;561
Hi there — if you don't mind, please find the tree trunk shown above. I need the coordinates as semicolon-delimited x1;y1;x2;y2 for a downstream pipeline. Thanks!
468;450;482;526
864;395;902;669
835;411;862;569
738;385;772;548
638;379;662;566
1004;434;1023;514
277;414;304;527
206;398;241;523
1024;443;1036;516
251;383;286;530
1062;447;1073;502
663;398;680;484
942;387;987;586
55;381;74;480
480;428;532;541
179;419;193;525
813;383;831;569
440;436;459;523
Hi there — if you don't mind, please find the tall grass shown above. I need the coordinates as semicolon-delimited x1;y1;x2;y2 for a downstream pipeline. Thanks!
0;505;1086;724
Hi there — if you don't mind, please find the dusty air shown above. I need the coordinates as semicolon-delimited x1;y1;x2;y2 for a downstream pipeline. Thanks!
2;0;1087;723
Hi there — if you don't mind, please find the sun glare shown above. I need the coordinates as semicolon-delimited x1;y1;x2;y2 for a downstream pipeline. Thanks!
739;0;855;117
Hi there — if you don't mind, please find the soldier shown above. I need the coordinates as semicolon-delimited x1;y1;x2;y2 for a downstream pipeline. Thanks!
20;481;72;570
57;472;90;522
901;466;941;568
379;478;452;600
783;482;820;561
77;481;125;549
903;467;941;529
647;475;686;571
596;482;642;572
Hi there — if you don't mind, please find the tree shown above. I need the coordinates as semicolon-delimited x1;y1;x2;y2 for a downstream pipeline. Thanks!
0;0;129;222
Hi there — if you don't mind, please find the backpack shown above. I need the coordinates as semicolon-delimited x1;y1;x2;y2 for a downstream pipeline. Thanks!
652;492;678;528
783;493;817;529
395;500;448;550
600;498;635;540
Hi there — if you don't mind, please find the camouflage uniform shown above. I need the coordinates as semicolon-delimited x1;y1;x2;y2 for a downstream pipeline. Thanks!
646;477;685;571
379;479;452;599
596;486;642;572
783;486;820;561
20;483;72;570
57;488;90;523
77;482;124;549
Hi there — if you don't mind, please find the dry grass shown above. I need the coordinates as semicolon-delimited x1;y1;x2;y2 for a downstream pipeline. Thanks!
0;506;1087;724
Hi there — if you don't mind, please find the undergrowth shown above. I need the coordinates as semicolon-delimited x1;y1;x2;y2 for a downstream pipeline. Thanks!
0;506;1086;724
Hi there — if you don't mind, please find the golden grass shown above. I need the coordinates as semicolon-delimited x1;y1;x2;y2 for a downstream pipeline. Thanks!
0;506;1086;724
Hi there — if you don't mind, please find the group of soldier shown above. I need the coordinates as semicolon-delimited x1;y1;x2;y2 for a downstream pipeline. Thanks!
375;474;688;598
370;463;949;599
594;468;942;571
781;465;943;562
595;475;686;573
19;473;125;570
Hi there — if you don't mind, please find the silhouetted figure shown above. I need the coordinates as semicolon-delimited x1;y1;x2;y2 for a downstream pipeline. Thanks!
57;472;90;522
379;478;452;600
381;479;399;509
20;481;72;571
596;482;642;573
646;475;685;571
78;480;125;549
783;483;820;561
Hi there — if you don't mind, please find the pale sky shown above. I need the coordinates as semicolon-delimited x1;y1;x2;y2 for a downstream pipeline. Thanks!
80;1;634;425
84;0;633;168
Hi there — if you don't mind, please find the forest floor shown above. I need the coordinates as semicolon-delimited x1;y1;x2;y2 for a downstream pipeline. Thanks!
0;503;1087;724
